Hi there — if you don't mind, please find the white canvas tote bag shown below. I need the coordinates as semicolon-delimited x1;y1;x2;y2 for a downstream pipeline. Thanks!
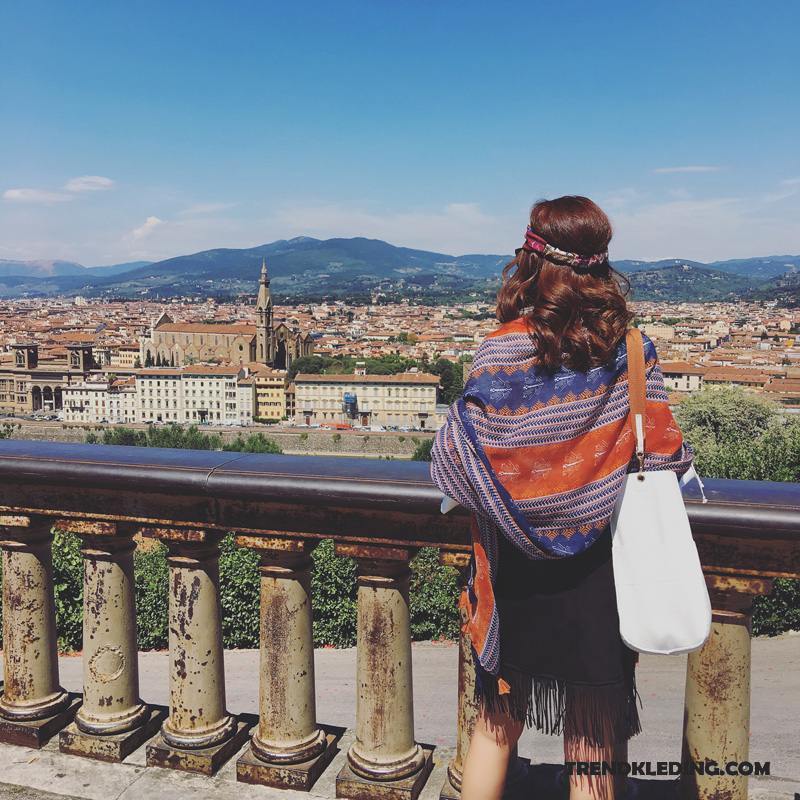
610;329;711;655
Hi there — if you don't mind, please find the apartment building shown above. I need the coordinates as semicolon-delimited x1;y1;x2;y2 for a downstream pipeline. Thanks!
251;366;288;421
62;366;254;425
640;323;675;340
660;362;706;392
110;345;141;369
293;368;440;428
139;366;253;425
63;377;137;424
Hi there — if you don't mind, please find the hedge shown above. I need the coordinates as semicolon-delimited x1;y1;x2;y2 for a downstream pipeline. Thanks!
0;530;461;653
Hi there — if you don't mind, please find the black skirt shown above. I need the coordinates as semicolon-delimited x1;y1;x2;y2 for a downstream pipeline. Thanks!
475;528;641;747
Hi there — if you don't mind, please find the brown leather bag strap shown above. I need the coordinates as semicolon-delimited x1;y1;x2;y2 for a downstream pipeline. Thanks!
625;327;647;468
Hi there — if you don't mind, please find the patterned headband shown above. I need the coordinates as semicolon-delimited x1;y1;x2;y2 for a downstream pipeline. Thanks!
521;226;608;269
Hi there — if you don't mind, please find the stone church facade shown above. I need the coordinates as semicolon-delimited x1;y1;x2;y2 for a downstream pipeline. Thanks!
140;260;313;369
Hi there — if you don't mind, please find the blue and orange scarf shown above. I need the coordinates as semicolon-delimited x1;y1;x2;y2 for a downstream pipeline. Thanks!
430;319;694;687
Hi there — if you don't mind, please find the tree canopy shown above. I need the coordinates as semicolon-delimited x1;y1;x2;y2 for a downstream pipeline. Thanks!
676;387;800;482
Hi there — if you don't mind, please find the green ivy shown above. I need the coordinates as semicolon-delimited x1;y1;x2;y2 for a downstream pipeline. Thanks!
134;540;170;650
311;540;357;647
752;578;800;637
409;547;460;641
52;530;84;652
219;534;260;648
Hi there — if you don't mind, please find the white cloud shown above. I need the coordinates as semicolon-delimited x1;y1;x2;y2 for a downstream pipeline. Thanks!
3;174;114;204
652;166;722;174
64;175;114;192
3;188;73;204
781;177;800;186
129;216;165;240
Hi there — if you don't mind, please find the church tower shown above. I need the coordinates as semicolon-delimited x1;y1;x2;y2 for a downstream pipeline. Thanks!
256;257;274;364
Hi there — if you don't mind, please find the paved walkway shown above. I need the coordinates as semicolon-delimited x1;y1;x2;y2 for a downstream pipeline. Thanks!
0;634;797;799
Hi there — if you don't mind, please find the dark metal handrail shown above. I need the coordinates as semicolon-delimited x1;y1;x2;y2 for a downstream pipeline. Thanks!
1;438;800;538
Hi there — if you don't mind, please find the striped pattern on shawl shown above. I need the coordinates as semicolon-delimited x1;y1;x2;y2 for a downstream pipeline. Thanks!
430;318;693;681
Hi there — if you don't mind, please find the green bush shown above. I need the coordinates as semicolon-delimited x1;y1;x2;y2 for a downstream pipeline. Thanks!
752;579;800;637
134;540;170;650
52;529;84;652
409;547;460;640
311;540;357;647
87;425;282;455
219;534;260;648
677;387;800;635
411;438;433;462
222;433;282;454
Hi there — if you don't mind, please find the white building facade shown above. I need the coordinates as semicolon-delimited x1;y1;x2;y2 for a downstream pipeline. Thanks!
138;366;253;424
63;367;254;426
62;378;138;424
293;369;440;428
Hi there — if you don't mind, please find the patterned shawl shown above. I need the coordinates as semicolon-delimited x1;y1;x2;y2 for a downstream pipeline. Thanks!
430;318;694;683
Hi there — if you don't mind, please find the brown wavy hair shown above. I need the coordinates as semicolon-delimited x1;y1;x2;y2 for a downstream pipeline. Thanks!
496;195;633;372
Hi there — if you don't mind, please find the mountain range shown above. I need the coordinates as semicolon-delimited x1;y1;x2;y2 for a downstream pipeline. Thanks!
1;238;799;304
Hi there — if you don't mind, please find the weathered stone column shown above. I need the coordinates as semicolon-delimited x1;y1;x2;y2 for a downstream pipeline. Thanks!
57;521;163;761
336;543;433;800
681;575;769;800
0;515;76;746
236;536;338;790
144;527;249;775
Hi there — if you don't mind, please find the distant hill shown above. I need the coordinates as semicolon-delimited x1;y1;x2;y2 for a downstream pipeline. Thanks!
626;263;755;302
0;259;87;278
115;237;506;283
86;261;153;276
0;238;797;303
0;259;151;279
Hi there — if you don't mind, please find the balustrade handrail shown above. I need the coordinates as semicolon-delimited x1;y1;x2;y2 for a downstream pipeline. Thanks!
0;438;799;538
0;437;798;800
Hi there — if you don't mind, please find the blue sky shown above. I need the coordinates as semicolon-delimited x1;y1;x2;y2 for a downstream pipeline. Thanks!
1;0;798;265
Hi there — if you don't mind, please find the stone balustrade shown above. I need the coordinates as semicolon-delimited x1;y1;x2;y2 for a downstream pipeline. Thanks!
0;440;798;800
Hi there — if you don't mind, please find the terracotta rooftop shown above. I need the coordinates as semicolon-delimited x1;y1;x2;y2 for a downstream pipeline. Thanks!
294;372;440;385
660;361;707;376
155;322;256;336
138;366;242;377
703;368;770;384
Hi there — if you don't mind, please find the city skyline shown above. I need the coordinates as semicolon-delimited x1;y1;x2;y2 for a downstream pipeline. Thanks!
2;1;799;266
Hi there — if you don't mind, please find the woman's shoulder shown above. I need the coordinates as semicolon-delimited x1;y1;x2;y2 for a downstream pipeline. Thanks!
484;316;532;340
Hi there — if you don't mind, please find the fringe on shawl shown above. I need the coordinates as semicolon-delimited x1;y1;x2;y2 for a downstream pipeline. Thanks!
474;657;642;747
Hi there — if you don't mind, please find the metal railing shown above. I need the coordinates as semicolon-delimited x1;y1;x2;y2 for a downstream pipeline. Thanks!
0;439;798;799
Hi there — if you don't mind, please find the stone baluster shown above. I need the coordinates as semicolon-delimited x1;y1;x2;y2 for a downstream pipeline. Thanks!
56;520;164;761
235;536;338;790
143;527;249;775
681;575;771;800
336;543;433;800
0;515;76;746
